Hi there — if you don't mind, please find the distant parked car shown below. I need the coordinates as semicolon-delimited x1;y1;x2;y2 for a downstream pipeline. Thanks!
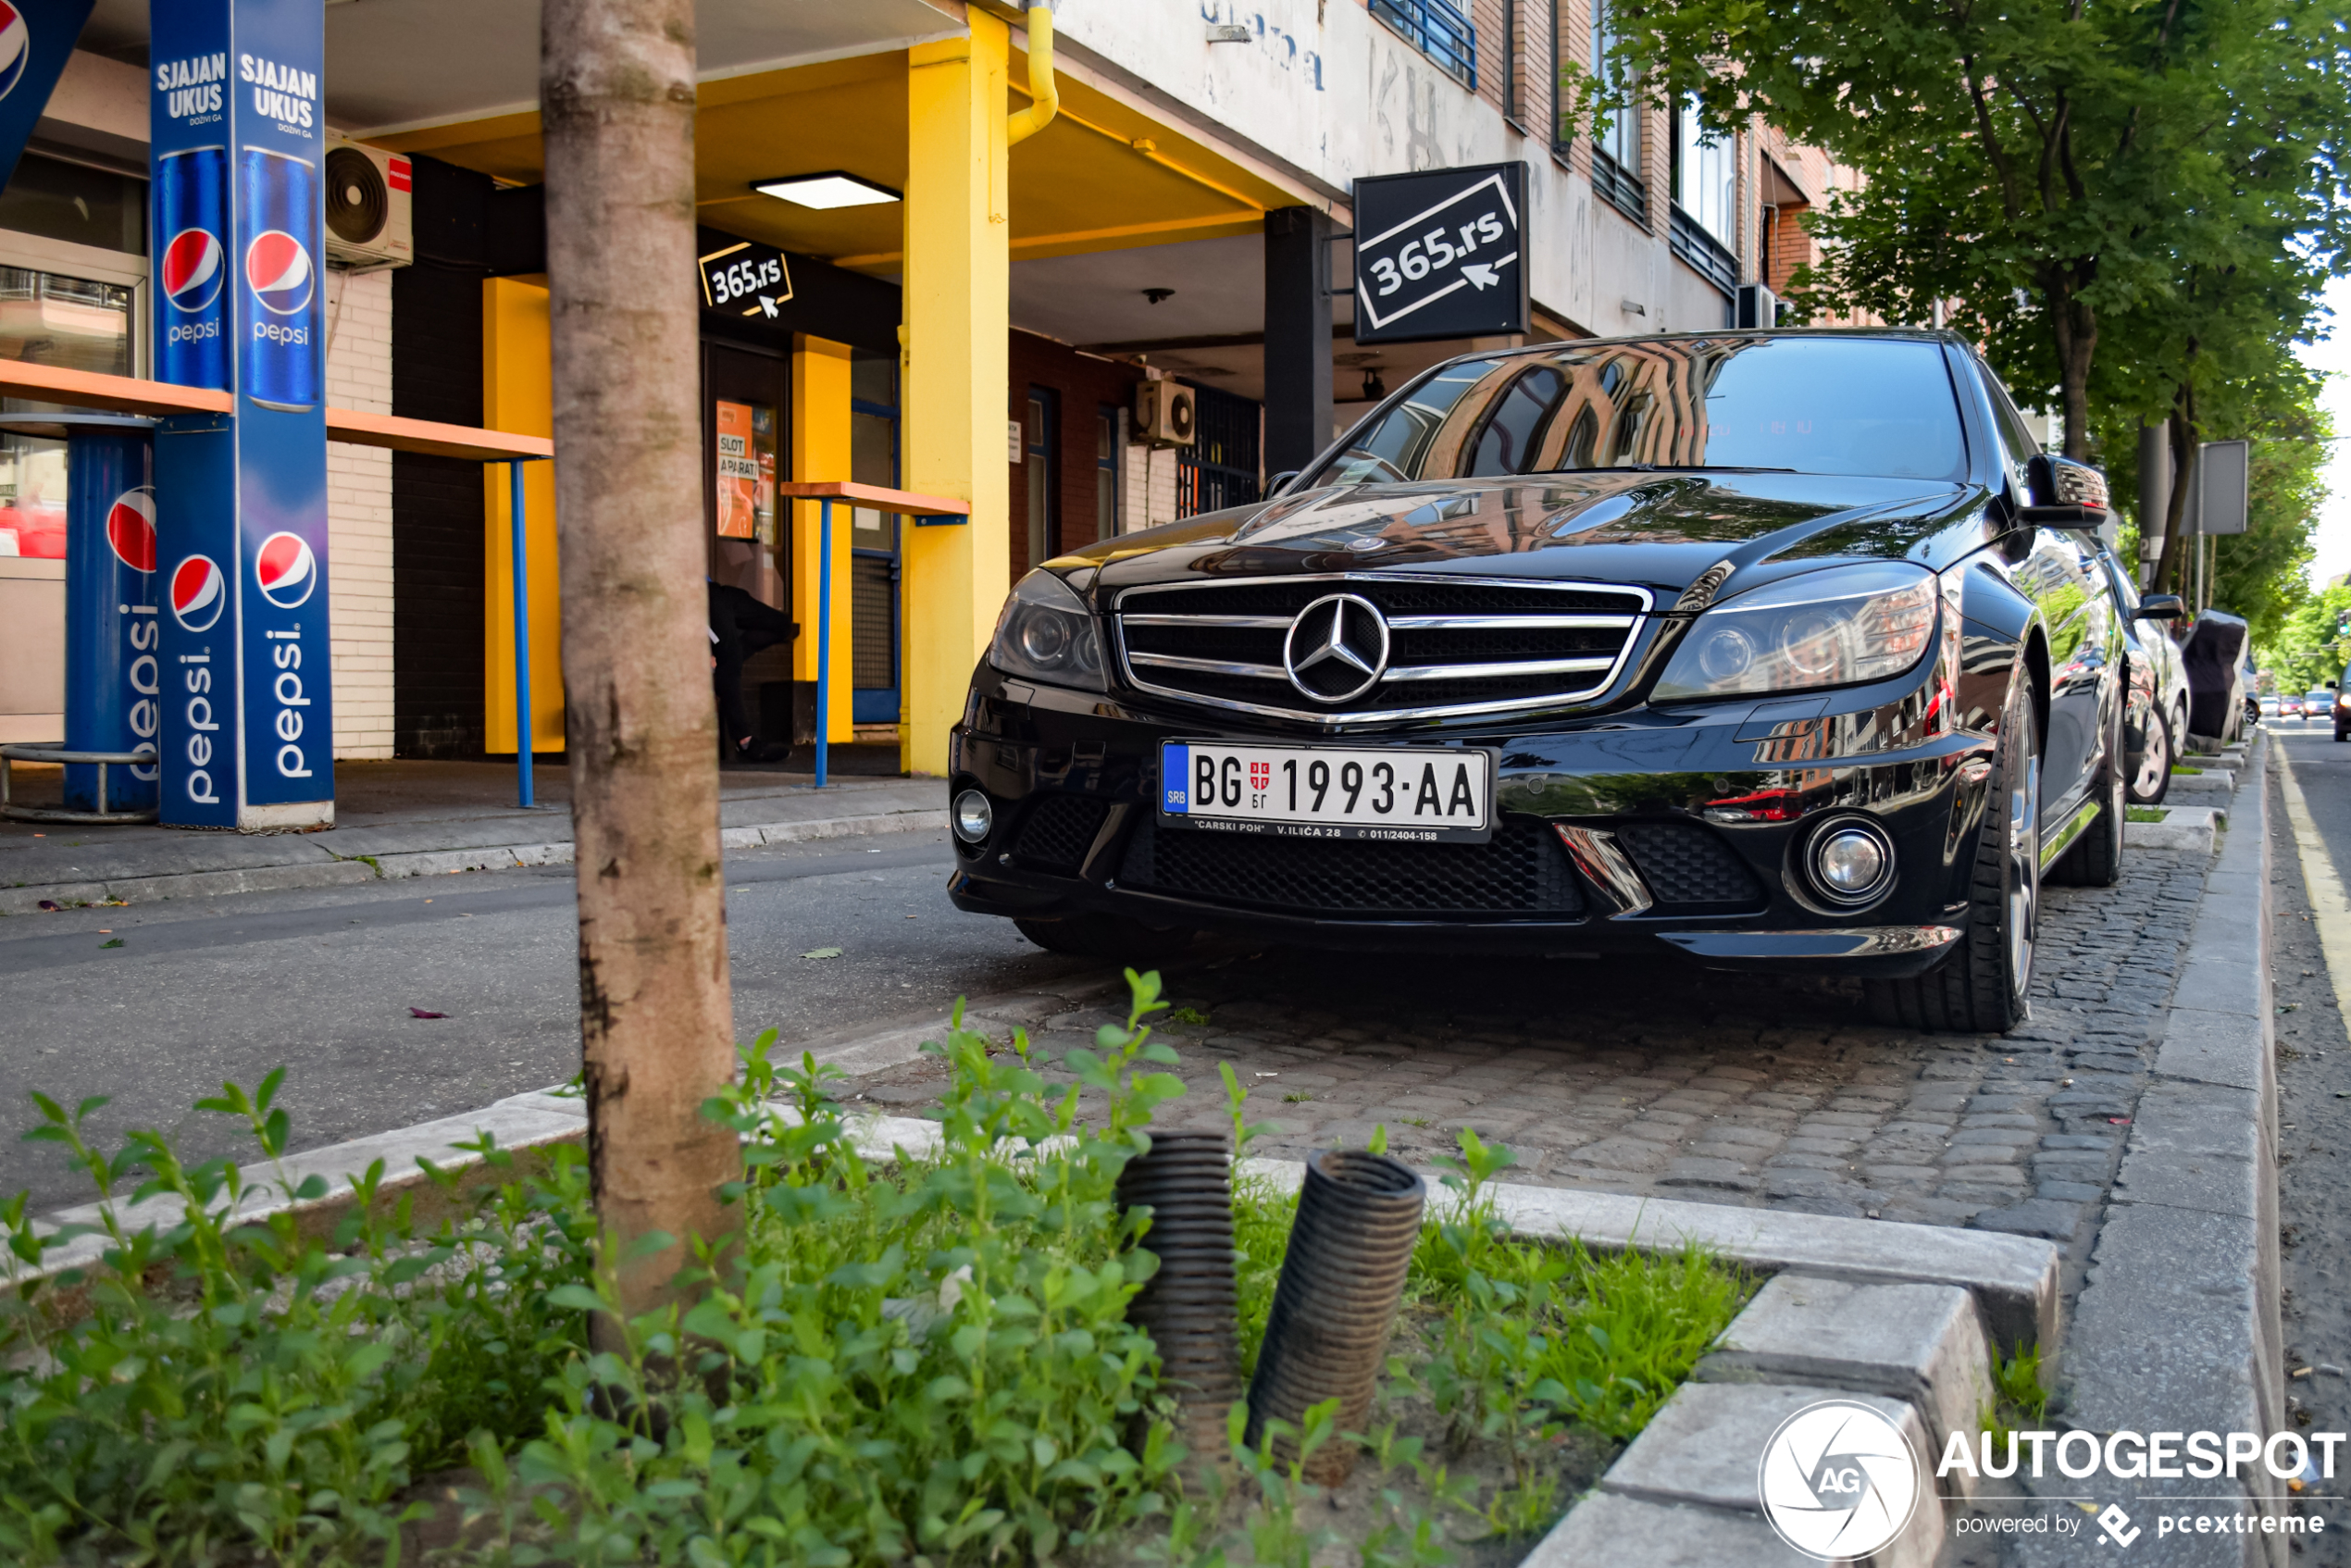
2260;695;2282;720
2283;695;2306;719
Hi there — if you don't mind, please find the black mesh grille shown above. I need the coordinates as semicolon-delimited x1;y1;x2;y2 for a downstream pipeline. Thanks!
1014;796;1109;872
1118;815;1584;920
1615;823;1766;910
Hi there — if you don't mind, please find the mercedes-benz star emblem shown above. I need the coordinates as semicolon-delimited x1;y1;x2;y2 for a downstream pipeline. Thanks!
1283;591;1391;703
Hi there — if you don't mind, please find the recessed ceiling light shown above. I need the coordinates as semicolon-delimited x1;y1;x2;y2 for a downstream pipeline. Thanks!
753;172;901;209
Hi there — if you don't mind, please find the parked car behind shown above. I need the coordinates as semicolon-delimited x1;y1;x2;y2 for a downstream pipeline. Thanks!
2093;554;2188;805
951;329;2133;1035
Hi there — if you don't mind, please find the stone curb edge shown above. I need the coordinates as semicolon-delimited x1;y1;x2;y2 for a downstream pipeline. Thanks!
0;806;945;915
2031;731;2283;1567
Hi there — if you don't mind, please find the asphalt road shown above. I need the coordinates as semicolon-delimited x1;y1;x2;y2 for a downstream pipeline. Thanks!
0;823;1091;1213
2269;724;2351;1567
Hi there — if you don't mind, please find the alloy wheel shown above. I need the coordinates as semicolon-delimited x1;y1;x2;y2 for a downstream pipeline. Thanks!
2129;706;2169;802
2008;753;2039;1002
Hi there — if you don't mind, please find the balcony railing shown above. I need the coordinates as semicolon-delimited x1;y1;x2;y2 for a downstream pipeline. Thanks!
1591;149;1648;228
1670;205;1739;297
1370;0;1476;90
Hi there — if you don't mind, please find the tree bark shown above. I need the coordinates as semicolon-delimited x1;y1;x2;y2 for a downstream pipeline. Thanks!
2154;389;2198;596
541;0;739;1333
2043;276;2096;462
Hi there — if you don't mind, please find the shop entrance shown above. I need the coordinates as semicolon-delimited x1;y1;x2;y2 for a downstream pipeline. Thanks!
702;342;791;749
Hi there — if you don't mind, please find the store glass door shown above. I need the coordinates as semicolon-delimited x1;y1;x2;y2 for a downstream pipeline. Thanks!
850;351;900;727
702;342;790;744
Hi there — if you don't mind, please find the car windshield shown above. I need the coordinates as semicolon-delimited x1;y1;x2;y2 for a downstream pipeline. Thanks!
1312;335;1969;487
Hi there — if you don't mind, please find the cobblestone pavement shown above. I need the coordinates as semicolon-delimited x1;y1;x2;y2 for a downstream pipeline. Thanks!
852;847;2208;1257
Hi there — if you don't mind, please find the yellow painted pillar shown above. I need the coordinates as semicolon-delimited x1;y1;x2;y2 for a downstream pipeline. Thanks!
482;277;563;754
902;19;1012;777
790;332;856;744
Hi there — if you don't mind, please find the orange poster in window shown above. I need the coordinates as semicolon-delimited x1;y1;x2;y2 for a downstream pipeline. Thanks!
715;400;760;539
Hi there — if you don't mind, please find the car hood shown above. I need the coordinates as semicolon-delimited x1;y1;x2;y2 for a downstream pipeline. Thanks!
1067;472;1989;604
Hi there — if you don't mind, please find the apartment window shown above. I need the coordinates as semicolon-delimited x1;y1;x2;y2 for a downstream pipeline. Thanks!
1096;404;1119;539
1370;0;1476;90
1587;0;1645;224
1670;97;1739;297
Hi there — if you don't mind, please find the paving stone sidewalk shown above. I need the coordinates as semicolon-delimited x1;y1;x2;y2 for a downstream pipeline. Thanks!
851;848;2208;1259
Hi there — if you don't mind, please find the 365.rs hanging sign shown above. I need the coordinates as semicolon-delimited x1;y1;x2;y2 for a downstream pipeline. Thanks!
1350;162;1529;344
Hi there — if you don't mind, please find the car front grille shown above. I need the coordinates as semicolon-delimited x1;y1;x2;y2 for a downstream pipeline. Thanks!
1614;823;1767;911
1117;815;1585;920
1013;795;1109;872
1113;574;1651;724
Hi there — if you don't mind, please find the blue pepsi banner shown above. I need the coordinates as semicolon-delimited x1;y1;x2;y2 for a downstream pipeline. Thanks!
62;424;158;814
0;2;96;193
152;0;331;830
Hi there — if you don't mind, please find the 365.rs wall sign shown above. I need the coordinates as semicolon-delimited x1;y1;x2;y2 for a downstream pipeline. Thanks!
1350;162;1529;344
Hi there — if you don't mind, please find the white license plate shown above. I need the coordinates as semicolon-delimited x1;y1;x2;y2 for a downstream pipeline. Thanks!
1158;741;1494;843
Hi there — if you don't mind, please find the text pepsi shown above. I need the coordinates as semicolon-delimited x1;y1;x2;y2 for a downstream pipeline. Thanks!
235;143;318;412
155;144;229;389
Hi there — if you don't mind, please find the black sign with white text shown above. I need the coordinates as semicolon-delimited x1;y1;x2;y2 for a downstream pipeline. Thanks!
698;238;795;319
1350;163;1529;343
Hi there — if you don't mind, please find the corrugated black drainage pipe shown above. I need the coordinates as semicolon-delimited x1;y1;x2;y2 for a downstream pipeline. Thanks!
1117;1128;1240;1463
1245;1149;1425;1486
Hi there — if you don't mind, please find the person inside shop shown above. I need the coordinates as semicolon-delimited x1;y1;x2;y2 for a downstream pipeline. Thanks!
709;579;799;765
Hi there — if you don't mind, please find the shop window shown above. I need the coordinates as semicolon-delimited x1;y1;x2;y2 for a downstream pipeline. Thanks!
1176;383;1261;518
0;265;136;560
1025;386;1058;566
1097;404;1120;540
0;154;145;256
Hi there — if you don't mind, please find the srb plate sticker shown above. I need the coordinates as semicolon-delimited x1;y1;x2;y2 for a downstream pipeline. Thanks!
1158;740;1494;844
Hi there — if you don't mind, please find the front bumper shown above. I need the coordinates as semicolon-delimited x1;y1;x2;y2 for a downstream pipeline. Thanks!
945;660;1996;978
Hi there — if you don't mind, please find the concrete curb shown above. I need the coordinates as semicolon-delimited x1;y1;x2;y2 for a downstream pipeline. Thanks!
0;805;943;914
2032;730;2282;1566
2128;803;2227;856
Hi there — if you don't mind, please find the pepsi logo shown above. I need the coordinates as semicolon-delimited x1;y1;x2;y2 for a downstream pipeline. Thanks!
255;530;317;608
244;230;314;317
0;5;30;105
106;487;156;573
162;228;226;315
171;554;225;632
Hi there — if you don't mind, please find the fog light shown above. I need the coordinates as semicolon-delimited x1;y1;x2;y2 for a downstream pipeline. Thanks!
1808;819;1895;907
952;790;994;844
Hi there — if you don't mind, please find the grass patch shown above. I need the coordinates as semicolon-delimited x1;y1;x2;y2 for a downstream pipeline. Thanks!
2125;806;2169;823
0;977;1748;1566
2170;764;2205;775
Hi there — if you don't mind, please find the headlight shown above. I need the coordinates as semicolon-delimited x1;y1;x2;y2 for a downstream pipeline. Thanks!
1654;563;1938;700
989;570;1106;691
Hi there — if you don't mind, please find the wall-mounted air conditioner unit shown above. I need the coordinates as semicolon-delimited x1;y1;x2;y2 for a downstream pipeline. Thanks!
1135;380;1195;449
322;137;414;268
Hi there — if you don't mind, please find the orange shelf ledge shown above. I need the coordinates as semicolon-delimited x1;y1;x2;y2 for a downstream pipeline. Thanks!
773;479;971;518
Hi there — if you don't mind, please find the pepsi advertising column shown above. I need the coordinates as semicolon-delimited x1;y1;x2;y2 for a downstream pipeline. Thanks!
61;424;160;812
151;0;332;830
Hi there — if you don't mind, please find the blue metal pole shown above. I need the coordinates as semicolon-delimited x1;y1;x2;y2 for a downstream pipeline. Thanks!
511;458;534;809
815;497;832;790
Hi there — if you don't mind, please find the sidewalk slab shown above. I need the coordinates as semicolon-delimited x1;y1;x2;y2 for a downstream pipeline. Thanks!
2059;729;2284;1564
2128;804;2224;855
0;763;943;913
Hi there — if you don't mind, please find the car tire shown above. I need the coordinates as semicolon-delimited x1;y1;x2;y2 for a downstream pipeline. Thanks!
2126;693;2171;806
2051;700;2125;889
1867;670;2040;1034
1014;915;1193;964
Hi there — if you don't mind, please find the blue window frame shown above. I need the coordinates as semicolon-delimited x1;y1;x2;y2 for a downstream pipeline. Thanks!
1369;0;1475;90
850;355;901;725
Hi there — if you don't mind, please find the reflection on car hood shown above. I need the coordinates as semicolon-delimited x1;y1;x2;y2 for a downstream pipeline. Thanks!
1070;471;1984;601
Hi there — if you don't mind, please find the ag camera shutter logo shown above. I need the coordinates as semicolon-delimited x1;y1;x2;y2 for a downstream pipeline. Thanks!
1758;1400;1923;1560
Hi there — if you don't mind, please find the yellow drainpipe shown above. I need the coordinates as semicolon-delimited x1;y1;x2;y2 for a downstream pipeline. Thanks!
1005;4;1058;146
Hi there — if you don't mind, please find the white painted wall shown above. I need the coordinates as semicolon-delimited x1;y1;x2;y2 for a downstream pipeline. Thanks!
1057;1;1730;338
323;268;395;760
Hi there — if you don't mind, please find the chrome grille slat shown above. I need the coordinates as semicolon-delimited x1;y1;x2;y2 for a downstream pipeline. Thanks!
1112;572;1653;726
1386;656;1618;682
1387;614;1635;631
1129;651;1286;678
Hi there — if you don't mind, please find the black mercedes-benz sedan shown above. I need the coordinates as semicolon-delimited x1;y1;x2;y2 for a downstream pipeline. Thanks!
946;329;2139;1034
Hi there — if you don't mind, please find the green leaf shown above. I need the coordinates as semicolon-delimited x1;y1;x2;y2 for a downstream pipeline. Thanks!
545;1284;605;1313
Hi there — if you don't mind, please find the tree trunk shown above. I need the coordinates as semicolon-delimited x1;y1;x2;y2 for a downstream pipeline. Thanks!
541;0;739;1335
2043;278;2096;462
2153;390;2198;597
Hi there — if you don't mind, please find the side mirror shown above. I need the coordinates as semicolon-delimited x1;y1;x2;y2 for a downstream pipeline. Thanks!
2135;593;2187;621
2020;453;2110;528
1265;469;1301;497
